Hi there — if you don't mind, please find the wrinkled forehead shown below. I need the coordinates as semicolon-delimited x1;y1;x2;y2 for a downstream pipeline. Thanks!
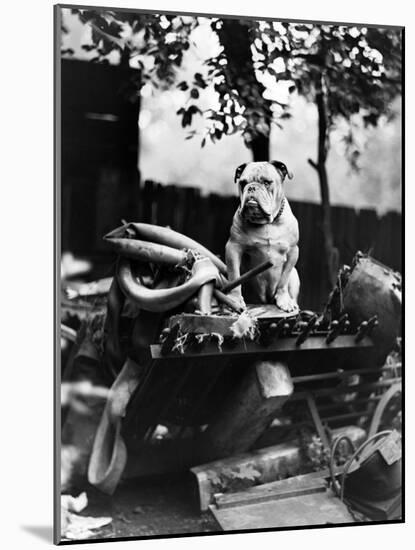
240;162;281;183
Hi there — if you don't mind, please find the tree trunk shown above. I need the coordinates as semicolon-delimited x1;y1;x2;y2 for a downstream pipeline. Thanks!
308;73;339;288
250;134;270;161
218;20;271;161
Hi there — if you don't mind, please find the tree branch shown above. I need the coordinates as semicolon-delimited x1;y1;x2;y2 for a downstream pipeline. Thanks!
308;158;318;171
78;13;127;50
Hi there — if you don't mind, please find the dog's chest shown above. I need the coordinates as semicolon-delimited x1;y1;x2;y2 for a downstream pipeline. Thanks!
242;224;290;256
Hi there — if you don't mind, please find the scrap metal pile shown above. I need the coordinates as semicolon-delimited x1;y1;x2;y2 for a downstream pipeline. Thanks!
61;222;402;522
102;223;398;362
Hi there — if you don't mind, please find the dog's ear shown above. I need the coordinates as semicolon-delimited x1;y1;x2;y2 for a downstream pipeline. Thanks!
270;161;293;181
234;163;247;183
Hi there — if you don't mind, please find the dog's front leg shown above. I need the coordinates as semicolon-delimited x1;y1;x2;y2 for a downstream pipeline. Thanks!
275;245;299;312
225;239;246;309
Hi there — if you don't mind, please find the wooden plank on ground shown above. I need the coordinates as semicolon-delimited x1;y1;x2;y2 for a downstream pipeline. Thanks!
209;490;355;531
214;471;330;509
191;426;366;511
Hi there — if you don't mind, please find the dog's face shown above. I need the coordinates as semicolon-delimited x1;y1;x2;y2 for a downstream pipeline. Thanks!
234;161;293;225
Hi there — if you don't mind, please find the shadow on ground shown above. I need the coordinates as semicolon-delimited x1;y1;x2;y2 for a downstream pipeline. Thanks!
21;525;53;543
80;473;219;541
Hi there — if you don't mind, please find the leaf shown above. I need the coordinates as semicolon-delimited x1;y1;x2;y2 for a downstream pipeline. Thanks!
190;88;200;99
194;72;207;88
182;111;192;127
188;105;202;115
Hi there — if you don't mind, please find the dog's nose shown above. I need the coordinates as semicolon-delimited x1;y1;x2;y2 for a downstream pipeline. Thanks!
247;185;256;193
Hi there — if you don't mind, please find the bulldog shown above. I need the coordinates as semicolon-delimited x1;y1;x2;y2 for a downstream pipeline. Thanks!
225;161;300;312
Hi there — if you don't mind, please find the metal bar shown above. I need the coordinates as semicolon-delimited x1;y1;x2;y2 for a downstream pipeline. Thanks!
317;395;382;412
213;289;243;313
355;316;378;343
306;394;330;449
296;315;319;346
368;382;402;437
151;334;373;360
291;378;401;401
292;366;392;384
221;260;273;294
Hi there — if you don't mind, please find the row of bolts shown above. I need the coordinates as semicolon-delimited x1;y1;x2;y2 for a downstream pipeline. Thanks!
159;314;379;355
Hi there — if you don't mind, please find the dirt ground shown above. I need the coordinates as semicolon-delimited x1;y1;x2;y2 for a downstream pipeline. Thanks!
81;473;219;541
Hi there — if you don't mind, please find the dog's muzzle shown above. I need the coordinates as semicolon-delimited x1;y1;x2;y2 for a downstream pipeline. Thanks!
242;199;270;224
241;183;277;224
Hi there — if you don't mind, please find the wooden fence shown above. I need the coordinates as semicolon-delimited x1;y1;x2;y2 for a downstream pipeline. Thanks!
137;180;402;311
64;179;402;311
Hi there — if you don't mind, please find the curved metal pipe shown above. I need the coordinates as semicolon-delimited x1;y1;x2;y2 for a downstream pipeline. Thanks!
104;237;187;266
117;256;219;312
105;222;227;275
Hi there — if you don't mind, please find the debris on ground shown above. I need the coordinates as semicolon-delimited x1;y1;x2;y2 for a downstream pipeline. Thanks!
61;492;112;540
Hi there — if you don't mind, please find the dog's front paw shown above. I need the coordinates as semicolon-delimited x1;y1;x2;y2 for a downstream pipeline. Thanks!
275;289;297;312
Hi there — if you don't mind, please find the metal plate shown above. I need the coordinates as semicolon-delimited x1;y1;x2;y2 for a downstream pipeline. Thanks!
379;433;401;466
209;490;355;530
